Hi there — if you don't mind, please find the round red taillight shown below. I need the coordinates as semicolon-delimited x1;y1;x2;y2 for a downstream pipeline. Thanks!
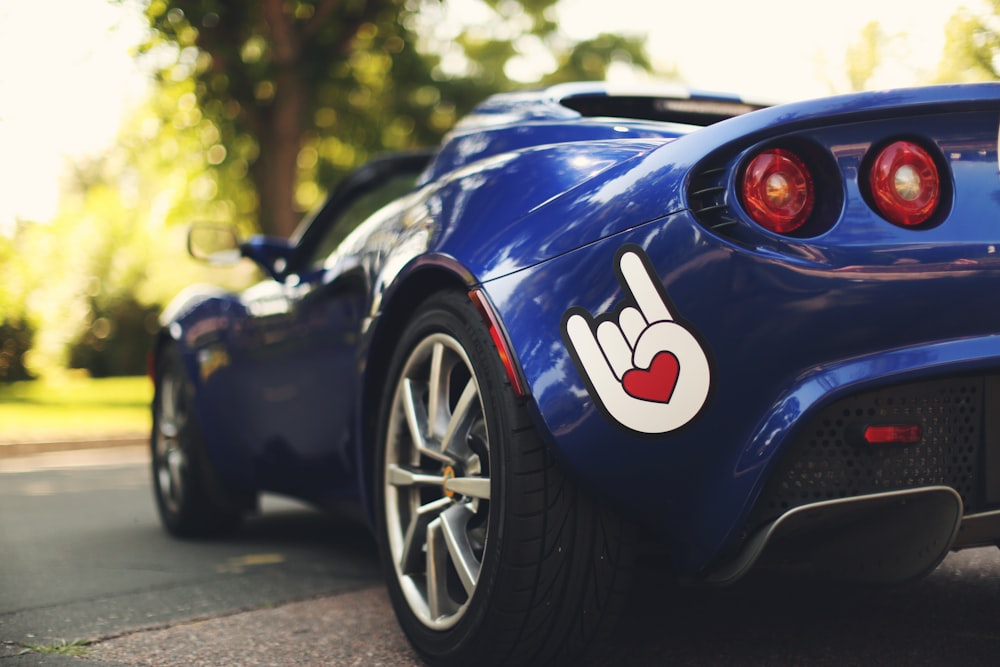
868;140;940;227
740;148;815;234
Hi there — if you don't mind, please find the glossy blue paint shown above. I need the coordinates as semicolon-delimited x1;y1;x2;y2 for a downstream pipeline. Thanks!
467;86;1000;573
240;236;293;281
158;81;1000;578
484;208;1000;572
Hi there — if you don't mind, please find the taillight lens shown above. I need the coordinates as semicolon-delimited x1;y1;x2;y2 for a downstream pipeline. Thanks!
740;148;815;234
868;140;940;227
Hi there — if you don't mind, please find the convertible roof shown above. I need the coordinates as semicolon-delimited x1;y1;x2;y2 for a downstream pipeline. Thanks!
556;83;768;126
456;82;768;130
560;94;766;126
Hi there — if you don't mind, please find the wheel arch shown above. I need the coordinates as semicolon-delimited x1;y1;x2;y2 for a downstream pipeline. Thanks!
357;264;472;523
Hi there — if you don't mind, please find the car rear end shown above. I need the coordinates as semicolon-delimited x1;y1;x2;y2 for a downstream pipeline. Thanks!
683;84;1000;581
483;83;1000;581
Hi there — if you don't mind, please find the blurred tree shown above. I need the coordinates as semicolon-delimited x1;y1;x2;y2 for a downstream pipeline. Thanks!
845;21;884;92
1;224;48;380
9;89;259;377
936;1;1000;82
0;320;34;382
10;0;652;377
137;0;650;238
67;295;160;377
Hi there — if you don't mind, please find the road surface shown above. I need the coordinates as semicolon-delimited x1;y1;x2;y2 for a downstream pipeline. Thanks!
1;445;999;665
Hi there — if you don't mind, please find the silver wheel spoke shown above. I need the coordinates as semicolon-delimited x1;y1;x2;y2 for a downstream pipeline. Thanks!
439;504;480;596
387;464;443;488
440;379;479;460
402;378;454;465
426;342;446;439
158;379;178;443
444;476;490;500
400;497;451;575
401;378;430;453
166;448;184;496
426;518;458;620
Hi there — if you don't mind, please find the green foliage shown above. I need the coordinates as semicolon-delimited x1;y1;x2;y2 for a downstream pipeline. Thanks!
9;0;653;379
68;296;159;377
0;319;34;383
845;22;884;92
135;0;652;237
4;93;258;377
937;1;1000;83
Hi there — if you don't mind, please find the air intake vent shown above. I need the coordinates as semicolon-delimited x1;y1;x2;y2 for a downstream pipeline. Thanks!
688;165;737;231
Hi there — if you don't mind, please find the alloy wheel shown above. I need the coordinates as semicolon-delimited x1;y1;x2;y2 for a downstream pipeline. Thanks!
154;371;188;515
383;332;492;630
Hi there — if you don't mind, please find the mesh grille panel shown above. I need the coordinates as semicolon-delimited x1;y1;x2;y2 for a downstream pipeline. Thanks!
751;377;983;531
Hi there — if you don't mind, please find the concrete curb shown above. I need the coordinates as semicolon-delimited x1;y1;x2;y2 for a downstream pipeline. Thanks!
0;435;147;458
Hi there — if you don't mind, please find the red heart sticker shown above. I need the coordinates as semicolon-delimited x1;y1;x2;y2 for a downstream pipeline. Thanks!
622;351;680;403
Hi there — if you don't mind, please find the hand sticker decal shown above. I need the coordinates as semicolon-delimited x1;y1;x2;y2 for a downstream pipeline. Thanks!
562;245;712;435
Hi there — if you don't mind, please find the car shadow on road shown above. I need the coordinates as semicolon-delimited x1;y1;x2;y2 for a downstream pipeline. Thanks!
215;503;1000;667
598;548;1000;666
229;501;375;551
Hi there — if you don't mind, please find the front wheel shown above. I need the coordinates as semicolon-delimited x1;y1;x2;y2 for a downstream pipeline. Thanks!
151;345;250;538
375;292;634;667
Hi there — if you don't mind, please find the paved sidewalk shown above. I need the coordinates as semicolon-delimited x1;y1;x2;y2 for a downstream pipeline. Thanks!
0;433;147;458
85;586;423;667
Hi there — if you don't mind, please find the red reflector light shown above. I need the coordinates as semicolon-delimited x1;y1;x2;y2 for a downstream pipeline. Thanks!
868;140;940;227
468;290;527;398
864;424;922;444
740;148;815;234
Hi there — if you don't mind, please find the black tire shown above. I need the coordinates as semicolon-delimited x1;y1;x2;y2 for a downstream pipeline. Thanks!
374;291;635;667
151;345;249;538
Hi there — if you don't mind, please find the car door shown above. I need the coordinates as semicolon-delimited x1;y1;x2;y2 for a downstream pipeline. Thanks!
232;152;432;504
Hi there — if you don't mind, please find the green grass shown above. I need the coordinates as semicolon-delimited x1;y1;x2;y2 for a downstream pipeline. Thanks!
18;639;92;657
0;375;152;442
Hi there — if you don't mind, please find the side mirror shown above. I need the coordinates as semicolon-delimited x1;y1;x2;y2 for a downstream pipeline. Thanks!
186;223;294;281
187;224;242;265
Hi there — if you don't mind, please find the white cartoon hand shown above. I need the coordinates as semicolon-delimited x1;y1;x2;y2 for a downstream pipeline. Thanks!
563;246;711;435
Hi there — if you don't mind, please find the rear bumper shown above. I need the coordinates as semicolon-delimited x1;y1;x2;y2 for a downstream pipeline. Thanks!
750;372;1000;530
707;486;963;585
706;490;1000;586
709;372;1000;584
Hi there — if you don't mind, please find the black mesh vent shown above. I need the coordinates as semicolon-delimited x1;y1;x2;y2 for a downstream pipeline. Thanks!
687;165;736;231
750;376;985;532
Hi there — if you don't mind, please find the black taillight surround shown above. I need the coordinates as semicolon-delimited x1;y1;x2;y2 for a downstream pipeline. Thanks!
733;139;843;239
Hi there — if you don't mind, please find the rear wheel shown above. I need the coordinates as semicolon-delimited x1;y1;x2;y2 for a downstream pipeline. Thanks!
375;292;634;666
151;345;249;538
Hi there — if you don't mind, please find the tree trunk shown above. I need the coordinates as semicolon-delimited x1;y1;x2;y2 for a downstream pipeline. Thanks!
255;0;307;239
253;67;306;239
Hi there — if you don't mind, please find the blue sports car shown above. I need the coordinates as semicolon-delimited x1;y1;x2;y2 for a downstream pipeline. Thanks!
152;81;1000;665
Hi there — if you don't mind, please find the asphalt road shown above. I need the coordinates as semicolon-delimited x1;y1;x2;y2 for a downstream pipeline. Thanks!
1;445;999;666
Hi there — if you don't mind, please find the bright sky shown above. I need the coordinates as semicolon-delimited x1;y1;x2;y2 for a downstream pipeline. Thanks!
0;0;979;233
0;0;148;232
559;0;978;100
